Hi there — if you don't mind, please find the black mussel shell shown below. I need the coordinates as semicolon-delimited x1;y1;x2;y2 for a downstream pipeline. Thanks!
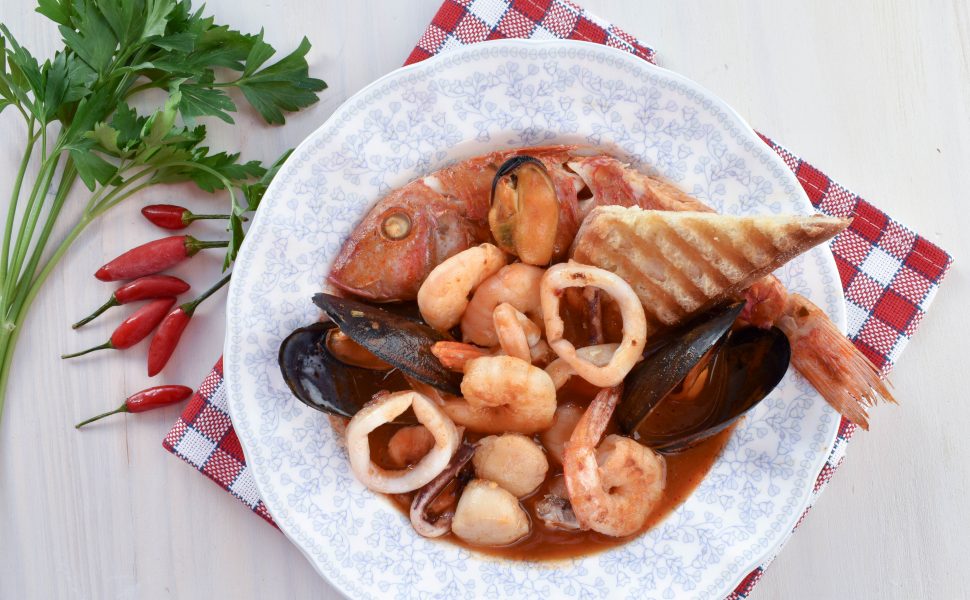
490;155;548;197
278;322;413;420
615;302;745;434
312;293;463;395
634;326;791;452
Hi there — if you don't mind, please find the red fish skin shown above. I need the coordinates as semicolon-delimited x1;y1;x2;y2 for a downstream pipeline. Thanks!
327;146;646;302
567;155;715;213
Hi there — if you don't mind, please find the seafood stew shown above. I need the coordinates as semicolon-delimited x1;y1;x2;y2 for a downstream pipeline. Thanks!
280;145;893;559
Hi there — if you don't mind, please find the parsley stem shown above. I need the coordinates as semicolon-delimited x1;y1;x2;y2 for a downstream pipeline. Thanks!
1;124;38;288
88;167;155;217
165;161;239;213
11;162;78;311
126;80;168;97
83;158;131;216
2;152;61;310
93;181;153;217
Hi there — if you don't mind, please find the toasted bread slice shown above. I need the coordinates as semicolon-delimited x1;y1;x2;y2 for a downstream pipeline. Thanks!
571;206;850;330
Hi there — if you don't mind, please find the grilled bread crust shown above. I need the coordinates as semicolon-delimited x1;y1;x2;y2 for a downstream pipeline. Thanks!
571;206;850;330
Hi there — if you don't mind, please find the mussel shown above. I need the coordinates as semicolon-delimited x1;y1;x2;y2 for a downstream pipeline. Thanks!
489;156;560;266
279;322;412;419
616;302;792;452
313;293;462;394
278;293;463;419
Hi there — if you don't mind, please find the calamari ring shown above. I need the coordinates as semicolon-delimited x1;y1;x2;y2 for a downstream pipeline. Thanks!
545;343;621;389
540;262;647;387
346;391;460;494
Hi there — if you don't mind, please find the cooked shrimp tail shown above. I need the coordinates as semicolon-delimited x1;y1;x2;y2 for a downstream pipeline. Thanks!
431;341;492;372
493;302;541;362
776;294;895;430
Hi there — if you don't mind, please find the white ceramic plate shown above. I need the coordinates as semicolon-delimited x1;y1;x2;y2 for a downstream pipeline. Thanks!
225;39;844;600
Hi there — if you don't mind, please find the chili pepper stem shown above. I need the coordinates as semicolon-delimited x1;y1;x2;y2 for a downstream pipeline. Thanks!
183;272;232;316
75;404;128;429
183;213;233;223
184;236;229;256
61;341;113;359
72;297;120;329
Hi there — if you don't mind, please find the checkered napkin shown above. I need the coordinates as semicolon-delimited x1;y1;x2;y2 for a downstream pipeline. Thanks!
164;0;953;596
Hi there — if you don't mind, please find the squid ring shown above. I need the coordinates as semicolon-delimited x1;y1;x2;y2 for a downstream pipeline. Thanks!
346;391;460;494
540;262;647;388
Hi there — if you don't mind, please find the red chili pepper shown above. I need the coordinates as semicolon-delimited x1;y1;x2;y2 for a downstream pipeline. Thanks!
148;272;231;376
95;235;228;282
72;275;191;329
141;204;231;230
61;297;176;358
75;385;194;429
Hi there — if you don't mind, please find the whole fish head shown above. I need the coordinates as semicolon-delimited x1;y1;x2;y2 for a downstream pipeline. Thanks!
328;184;484;301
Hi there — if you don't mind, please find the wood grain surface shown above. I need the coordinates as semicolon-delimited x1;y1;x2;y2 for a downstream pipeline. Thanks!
0;1;967;598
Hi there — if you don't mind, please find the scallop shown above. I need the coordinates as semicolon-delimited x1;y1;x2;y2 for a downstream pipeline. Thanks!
473;433;549;497
451;479;531;546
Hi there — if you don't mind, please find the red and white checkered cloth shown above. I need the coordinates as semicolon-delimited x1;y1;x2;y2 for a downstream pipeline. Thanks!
164;0;953;596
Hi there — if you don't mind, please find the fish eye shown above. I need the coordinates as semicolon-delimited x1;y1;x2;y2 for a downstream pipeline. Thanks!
381;211;411;240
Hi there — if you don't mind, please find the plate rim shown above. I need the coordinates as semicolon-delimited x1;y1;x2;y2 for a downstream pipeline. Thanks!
225;38;845;600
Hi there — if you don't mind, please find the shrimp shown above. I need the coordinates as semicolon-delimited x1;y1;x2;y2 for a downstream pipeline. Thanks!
493;302;542;362
740;276;790;330
431;341;493;372
443;355;557;434
742;278;895;430
345;391;461;494
462;263;544;347
541;262;647;387
417;243;506;332
563;386;666;537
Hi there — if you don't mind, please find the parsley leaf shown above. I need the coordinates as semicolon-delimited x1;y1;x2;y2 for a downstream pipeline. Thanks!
57;2;117;75
237;37;326;124
177;71;236;123
67;139;117;189
35;0;73;27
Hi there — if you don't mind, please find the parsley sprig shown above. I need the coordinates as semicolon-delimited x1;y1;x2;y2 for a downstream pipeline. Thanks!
0;0;326;421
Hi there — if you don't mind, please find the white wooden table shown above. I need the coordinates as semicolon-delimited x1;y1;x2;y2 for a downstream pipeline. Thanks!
1;1;967;598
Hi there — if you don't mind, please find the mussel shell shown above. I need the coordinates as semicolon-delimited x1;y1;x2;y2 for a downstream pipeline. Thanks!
313;293;463;395
635;326;791;452
489;155;559;265
278;322;413;420
615;302;745;434
490;155;548;196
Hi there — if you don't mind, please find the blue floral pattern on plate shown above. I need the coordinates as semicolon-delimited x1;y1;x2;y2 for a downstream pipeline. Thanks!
224;40;845;600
